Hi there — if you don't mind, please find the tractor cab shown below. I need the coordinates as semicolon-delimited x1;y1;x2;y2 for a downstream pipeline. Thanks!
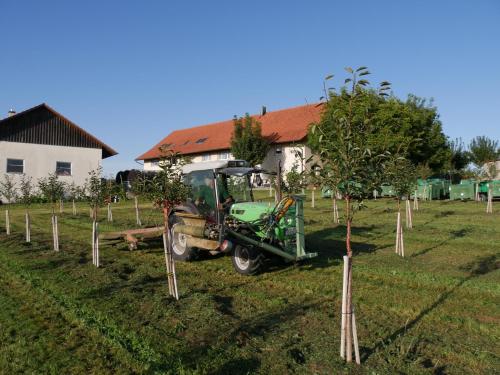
181;159;262;222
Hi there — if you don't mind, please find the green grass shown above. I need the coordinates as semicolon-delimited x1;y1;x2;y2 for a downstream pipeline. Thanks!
0;195;498;374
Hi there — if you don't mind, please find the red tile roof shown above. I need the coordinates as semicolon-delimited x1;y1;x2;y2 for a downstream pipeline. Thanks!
136;103;323;160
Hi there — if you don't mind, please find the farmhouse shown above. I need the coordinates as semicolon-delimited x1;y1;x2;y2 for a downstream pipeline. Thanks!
136;103;323;176
0;103;117;199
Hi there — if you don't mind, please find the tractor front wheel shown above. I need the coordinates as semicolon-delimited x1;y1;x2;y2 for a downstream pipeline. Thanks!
170;217;198;261
231;245;264;275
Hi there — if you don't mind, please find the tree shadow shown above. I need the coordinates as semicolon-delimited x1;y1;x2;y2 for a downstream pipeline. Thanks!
363;254;499;362
166;299;329;373
304;226;387;269
412;228;471;258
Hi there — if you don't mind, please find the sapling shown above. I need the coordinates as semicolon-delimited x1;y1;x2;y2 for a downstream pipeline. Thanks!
19;175;35;242
38;173;65;251
142;146;190;300
309;67;392;364
67;182;83;216
0;174;17;235
84;167;107;266
387;156;416;256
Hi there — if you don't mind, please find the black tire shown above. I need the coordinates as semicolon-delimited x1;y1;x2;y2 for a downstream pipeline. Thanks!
231;244;264;275
170;215;198;261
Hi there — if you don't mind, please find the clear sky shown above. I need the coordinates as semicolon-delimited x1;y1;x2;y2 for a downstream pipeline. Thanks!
1;0;499;175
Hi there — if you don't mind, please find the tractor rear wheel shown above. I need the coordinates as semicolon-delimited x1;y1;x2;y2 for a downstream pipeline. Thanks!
170;216;198;261
231;244;264;275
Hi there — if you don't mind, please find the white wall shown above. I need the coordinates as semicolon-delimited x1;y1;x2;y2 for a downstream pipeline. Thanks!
0;141;102;200
143;151;234;172
143;144;313;186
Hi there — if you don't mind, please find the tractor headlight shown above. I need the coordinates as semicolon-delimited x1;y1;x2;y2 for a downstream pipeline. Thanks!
286;217;294;226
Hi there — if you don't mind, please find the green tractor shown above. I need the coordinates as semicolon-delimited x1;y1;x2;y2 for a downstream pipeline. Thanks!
169;160;317;275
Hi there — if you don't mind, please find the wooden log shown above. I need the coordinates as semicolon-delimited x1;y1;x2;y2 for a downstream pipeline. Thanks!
5;210;10;235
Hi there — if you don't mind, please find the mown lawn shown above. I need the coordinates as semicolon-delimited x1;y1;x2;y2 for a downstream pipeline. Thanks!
0;194;498;374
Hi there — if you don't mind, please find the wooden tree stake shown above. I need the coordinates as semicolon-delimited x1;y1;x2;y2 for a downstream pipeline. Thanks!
395;211;404;256
52;215;59;251
5;210;10;235
340;255;348;358
311;187;315;208
486;189;493;213
25;211;31;243
163;231;179;300
107;203;113;222
134;196;142;226
413;190;419;210
352;308;361;365
92;220;100;267
72;199;77;215
405;199;413;229
59;199;64;213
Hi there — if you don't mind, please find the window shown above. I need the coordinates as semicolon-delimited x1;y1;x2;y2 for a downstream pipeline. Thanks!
219;152;229;160
196;137;208;144
56;161;72;176
6;158;24;173
202;154;210;161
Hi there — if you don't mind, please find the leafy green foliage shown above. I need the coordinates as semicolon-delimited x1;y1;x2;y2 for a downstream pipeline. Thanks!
142;147;190;223
283;163;306;194
0;174;18;204
468;136;499;167
38;173;65;209
447;138;470;172
309;67;391;214
19;175;35;207
309;90;451;174
386;157;417;200
67;182;84;201
84;167;107;216
230;114;271;166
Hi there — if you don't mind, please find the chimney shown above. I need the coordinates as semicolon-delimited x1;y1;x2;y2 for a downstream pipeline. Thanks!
7;109;16;117
261;105;267;116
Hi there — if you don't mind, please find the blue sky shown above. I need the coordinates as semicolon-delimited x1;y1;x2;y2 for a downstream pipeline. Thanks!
1;0;499;175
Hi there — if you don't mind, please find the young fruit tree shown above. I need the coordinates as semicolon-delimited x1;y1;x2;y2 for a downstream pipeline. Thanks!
0;174;18;235
142;146;190;300
84;167;108;267
19;175;35;242
308;67;392;364
67;182;84;216
387;156;416;256
38;173;66;251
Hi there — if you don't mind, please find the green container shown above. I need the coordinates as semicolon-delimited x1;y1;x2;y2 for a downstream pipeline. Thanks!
321;187;332;198
450;183;475;200
380;185;395;197
480;180;500;198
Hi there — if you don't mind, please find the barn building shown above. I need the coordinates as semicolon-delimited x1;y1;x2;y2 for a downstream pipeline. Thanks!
136;103;322;177
0;103;117;200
